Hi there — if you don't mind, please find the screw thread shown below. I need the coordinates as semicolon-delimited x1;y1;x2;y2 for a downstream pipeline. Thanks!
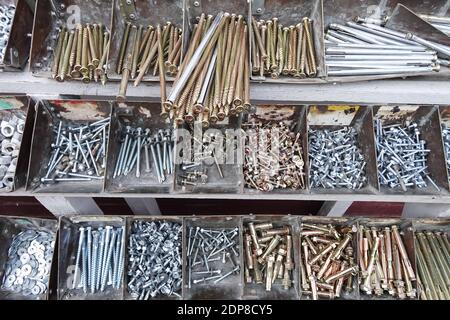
101;229;116;291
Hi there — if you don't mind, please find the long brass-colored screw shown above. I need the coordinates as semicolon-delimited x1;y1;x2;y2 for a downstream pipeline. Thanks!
52;28;66;79
86;24;99;67
252;17;267;61
57;31;74;82
117;53;132;102
55;31;69;81
303;18;316;76
131;25;141;79
117;22;131;74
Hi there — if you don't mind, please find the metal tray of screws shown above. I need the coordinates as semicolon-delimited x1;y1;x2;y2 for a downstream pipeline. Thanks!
0;0;35;70
242;105;309;195
0;216;58;300
183;215;243;300
29;0;113;77
26;99;112;193
0;96;34;193
107;0;185;82
411;218;450;300
242;215;300;300
322;0;450;83
373;105;449;195
299;216;359;300
249;0;326;83
357;218;417;300
123;216;184;300
104;102;174;193
57;215;125;300
307;105;379;195
184;0;249;72
439;105;450;187
174;117;244;194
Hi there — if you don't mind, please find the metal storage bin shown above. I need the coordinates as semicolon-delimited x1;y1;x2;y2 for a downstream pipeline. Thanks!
123;216;184;300
242;105;309;194
0;96;34;192
373;105;449;195
242;215;300;300
249;0;326;83
411;218;450;301
107;0;185;82
183;215;242;300
307;105;379;194
29;0;113;77
0;0;34;70
26;99;112;193
57;215;125;300
323;0;450;82
104;102;174;193
299;216;359;300
357;218;417;300
0;216;58;300
174;117;244;194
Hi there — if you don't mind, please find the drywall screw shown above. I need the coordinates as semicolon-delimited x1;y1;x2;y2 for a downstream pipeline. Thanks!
73;227;85;289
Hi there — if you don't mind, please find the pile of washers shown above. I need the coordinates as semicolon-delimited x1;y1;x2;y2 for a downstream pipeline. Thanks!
0;4;15;62
0;113;24;191
1;230;55;297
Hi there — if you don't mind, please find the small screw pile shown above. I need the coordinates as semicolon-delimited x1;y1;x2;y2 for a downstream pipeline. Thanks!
118;22;182;81
358;225;416;299
1;229;54;297
375;119;439;191
39;117;110;186
0;4;15;63
243;119;305;191
177;132;224;189
325;19;440;77
309;127;367;189
187;226;240;288
113;127;174;182
72;226;124;294
164;13;250;127
117;22;182;102
243;222;294;291
251;17;318;79
52;24;110;84
415;230;450;300
127;221;182;300
0;113;25;192
441;124;450;180
300;223;357;300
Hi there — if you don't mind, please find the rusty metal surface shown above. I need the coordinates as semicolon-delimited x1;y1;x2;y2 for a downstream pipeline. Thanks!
0;216;58;300
250;0;326;82
25;100;112;193
373;105;450;196
30;0;113;76
104;102;174;193
2;0;35;70
108;0;185;81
